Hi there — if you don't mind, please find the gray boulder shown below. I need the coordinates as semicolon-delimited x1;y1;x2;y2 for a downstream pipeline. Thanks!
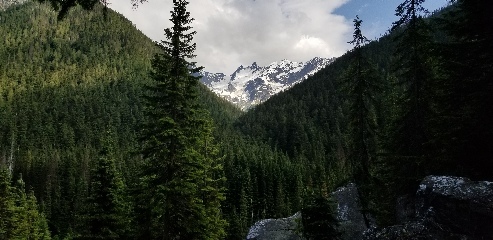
366;176;493;239
246;212;303;240
246;183;371;240
417;176;493;238
331;183;373;240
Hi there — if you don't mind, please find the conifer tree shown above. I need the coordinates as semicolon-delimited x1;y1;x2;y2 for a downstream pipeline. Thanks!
301;195;341;240
389;0;436;192
0;168;14;239
25;191;51;240
343;16;380;227
82;131;131;239
345;16;380;186
139;0;226;239
0;169;51;239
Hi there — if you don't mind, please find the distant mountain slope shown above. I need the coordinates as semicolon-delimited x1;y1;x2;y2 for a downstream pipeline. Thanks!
0;1;240;123
0;3;242;236
0;3;307;239
200;57;334;110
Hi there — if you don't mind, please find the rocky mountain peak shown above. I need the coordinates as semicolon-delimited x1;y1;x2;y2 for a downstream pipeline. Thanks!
250;62;258;69
199;57;335;110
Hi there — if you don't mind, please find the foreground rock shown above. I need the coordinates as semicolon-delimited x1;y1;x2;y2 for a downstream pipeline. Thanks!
332;183;373;239
366;176;493;239
246;212;303;240
246;183;371;240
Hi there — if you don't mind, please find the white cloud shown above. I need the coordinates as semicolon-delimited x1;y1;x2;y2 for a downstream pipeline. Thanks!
110;0;351;73
294;35;330;54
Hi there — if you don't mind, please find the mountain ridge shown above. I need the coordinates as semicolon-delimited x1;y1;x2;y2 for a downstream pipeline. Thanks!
199;57;335;110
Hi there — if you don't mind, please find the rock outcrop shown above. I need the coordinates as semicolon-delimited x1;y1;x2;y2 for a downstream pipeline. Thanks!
365;176;493;239
246;212;303;240
246;176;493;240
246;183;371;240
332;183;373;240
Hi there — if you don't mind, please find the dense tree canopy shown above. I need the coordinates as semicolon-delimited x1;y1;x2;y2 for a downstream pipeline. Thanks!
0;169;51;240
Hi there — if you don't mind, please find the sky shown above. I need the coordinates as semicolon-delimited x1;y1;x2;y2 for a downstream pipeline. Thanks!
109;0;449;74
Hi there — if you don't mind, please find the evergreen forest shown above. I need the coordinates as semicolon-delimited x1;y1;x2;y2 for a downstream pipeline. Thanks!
0;0;492;239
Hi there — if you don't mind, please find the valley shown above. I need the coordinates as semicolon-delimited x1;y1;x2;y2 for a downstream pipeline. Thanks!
0;0;492;239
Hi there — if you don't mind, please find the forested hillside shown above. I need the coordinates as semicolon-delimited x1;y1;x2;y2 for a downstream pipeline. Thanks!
1;0;492;239
0;2;316;239
236;0;493;226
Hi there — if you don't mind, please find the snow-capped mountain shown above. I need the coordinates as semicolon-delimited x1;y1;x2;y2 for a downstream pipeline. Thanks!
199;57;334;110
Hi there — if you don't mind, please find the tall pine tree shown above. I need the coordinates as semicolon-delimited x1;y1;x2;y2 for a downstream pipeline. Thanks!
343;16;381;228
301;195;341;240
389;0;437;192
82;131;131;239
138;0;226;239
